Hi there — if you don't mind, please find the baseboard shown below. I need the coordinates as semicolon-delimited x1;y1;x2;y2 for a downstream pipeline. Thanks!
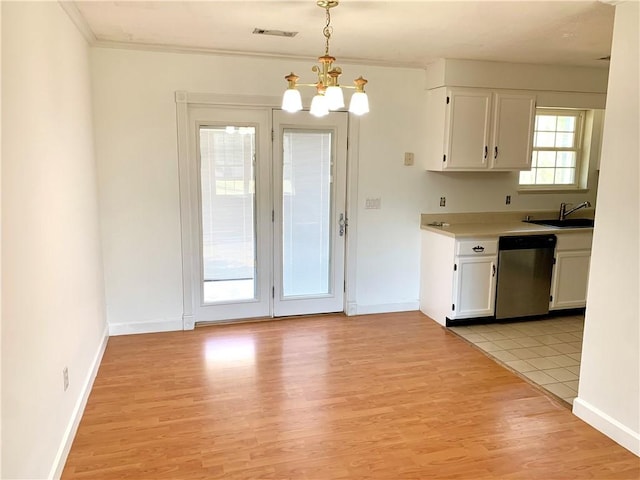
573;397;640;456
49;325;109;479
351;301;419;316
108;316;183;336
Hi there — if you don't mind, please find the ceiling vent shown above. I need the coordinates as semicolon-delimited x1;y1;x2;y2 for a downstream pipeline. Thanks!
253;28;298;38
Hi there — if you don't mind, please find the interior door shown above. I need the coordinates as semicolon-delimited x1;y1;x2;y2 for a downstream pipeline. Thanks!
272;110;348;316
188;106;272;323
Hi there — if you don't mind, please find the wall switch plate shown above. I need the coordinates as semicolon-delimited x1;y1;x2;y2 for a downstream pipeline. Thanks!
63;367;69;391
506;195;511;205
365;198;381;209
404;152;414;166
440;197;446;207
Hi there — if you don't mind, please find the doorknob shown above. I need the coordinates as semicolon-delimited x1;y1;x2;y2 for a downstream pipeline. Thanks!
339;213;347;237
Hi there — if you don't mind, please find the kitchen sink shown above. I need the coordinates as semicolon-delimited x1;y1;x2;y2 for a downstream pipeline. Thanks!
526;218;595;228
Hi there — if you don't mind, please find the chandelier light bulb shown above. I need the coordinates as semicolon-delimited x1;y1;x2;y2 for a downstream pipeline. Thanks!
324;85;345;110
348;92;369;116
282;88;303;112
310;94;329;117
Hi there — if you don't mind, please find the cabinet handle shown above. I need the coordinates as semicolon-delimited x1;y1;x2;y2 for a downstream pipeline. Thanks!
484;146;488;160
494;146;498;159
492;264;496;277
472;246;485;252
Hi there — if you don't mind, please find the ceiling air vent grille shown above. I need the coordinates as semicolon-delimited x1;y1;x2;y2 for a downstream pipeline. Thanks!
253;28;298;38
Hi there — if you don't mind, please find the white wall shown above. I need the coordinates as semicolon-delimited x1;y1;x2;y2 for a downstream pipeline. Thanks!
574;1;640;456
1;3;108;478
91;48;429;328
92;46;611;330
0;2;3;475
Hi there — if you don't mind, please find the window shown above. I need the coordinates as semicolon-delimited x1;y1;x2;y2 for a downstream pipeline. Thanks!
519;109;585;188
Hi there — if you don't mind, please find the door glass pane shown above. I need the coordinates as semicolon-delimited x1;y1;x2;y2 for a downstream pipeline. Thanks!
200;126;256;303
282;129;333;297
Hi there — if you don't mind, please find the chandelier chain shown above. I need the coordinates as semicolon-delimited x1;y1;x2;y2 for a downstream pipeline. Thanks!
323;6;332;55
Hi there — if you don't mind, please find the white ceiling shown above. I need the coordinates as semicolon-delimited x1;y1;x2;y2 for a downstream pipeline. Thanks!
72;1;615;68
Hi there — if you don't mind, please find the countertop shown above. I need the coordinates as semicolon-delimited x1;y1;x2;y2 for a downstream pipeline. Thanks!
420;221;593;238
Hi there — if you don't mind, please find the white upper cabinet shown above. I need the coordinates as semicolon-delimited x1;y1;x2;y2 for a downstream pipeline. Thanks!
490;93;536;170
446;90;492;169
425;87;536;171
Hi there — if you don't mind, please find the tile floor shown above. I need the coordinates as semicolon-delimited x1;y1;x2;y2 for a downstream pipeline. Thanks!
449;315;584;406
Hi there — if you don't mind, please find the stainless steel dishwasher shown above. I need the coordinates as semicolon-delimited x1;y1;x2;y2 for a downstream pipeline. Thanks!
495;235;556;320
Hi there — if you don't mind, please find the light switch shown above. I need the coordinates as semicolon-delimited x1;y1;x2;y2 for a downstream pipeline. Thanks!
404;152;414;166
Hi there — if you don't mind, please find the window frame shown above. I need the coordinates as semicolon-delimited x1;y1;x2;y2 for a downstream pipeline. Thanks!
518;108;586;191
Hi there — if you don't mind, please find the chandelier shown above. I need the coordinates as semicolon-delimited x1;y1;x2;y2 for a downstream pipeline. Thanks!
281;0;369;117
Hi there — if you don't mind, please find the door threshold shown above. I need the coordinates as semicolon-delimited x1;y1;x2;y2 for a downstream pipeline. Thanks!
195;312;346;328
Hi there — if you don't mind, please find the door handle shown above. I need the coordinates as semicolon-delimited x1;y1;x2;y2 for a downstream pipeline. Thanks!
484;146;488;160
472;246;485;253
339;213;347;237
492;264;496;277
494;146;498;159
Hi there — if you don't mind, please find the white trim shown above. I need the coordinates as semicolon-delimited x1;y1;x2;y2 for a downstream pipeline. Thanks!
352;302;420;316
186;92;281;108
92;39;419;69
346;302;358;316
183;314;195;330
58;1;97;44
573;397;640;456
175;92;196;330
49;325;108;480
108;317;183;336
345;116;360;317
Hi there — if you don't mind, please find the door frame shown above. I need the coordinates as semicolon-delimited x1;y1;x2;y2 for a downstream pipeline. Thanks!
175;91;360;329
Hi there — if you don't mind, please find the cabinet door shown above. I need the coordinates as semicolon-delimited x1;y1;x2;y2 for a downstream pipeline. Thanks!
452;256;497;318
444;89;491;170
490;93;536;170
550;250;591;310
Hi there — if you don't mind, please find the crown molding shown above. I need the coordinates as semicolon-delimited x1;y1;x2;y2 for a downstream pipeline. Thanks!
90;39;426;70
58;1;96;44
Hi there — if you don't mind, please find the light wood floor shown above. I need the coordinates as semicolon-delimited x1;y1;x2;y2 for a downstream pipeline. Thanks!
62;312;640;479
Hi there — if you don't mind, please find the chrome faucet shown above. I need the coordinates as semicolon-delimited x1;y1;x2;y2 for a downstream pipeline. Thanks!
559;201;591;220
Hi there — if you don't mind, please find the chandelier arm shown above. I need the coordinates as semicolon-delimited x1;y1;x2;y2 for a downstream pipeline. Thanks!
296;83;325;88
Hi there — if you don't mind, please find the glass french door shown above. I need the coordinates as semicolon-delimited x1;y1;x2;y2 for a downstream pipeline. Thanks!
189;107;272;322
272;111;348;316
187;106;347;323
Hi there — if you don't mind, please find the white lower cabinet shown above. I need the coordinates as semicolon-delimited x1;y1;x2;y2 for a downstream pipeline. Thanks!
452;255;497;318
550;232;593;310
420;229;593;325
420;232;497;325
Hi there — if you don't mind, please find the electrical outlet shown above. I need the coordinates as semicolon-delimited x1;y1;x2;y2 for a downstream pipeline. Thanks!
440;197;446;207
365;198;381;209
63;367;69;391
506;195;511;205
